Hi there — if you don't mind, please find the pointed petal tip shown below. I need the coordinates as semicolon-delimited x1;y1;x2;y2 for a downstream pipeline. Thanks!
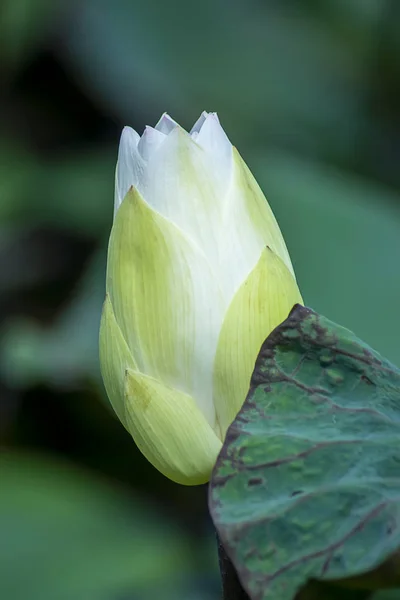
162;122;199;149
120;125;140;144
155;113;178;135
137;125;166;160
190;111;209;135
195;112;231;146
114;126;144;215
102;293;111;312
115;184;148;217
205;111;220;123
123;184;137;199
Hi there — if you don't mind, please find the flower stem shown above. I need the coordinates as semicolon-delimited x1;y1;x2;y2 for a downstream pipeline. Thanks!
216;534;250;600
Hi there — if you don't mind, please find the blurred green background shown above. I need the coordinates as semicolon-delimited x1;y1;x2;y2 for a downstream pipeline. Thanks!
1;1;400;599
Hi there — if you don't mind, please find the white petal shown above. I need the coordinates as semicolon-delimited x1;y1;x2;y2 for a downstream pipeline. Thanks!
190;111;209;137
217;148;295;300
155;113;178;135
195;113;232;188
114;126;145;217
195;113;227;150
137;126;166;161
140;126;227;266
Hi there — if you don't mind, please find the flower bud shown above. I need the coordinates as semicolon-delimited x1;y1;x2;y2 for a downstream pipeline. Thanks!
99;112;303;484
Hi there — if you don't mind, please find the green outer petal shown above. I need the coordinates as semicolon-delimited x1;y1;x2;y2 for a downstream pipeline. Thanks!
218;148;295;300
213;247;303;437
107;187;224;431
124;369;222;485
99;295;137;428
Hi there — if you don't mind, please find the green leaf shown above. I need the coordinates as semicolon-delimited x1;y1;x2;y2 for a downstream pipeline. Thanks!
209;305;400;600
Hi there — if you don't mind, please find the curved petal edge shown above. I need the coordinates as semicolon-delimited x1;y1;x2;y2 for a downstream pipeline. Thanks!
99;294;137;428
124;369;222;485
213;247;303;437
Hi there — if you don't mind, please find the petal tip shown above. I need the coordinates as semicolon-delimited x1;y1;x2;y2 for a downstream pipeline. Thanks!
120;125;140;145
155;113;178;135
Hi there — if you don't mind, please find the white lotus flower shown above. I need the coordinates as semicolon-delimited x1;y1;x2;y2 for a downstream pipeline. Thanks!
99;111;302;485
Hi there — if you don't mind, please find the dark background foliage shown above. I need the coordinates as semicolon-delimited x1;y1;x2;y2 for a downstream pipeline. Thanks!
1;1;400;598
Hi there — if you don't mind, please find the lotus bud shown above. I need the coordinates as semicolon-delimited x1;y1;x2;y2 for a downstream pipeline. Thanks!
99;112;302;485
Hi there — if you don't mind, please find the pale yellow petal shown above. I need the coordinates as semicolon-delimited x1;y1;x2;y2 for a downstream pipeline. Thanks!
213;247;303;437
124;369;222;485
107;187;224;431
99;295;137;428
